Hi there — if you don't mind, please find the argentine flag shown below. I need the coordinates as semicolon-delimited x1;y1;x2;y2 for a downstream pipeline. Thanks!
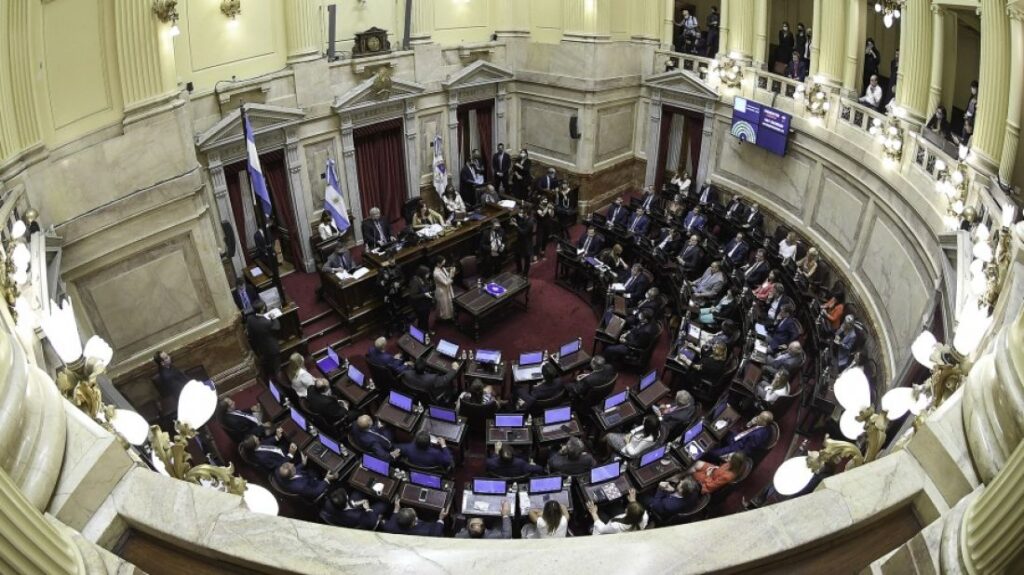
242;108;273;216
324;159;350;234
432;133;447;196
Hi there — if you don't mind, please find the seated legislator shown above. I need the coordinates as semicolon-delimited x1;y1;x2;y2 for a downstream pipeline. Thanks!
638;186;660;212
707;412;775;459
753;270;779;302
479;184;500;206
691;261;726;301
577;226;605;257
367;336;411;375
653;227;683;258
643;476;702;518
690;452;749;494
285;353;316;398
765;284;794;323
795;247;820;286
626;287;666;329
605;197;630;228
361;207;394;249
677;235;705;275
441;184;466;219
322;244;356;274
320;488;387;530
820;291;846;333
768;306;801;351
692;341;729;381
240;431;296;473
778;231;799;262
768;341;806;375
625;208;652;236
603;309;659;365
400;358;459;405
350;415;396;461
232;275;261;316
382;503;446;537
218;398;263;442
547;437;597;476
535;167;560;194
456;501;512;539
515;362;565;412
724;196;746;222
276;462;337;501
458;379;504;409
599;244;629;277
755;369;791;405
521;500;569;539
835;315;859;370
741;202;764;230
741;249;771;288
670;171;692;196
654;391;697;439
587;489;649;535
695;182;717;207
696;286;738;326
305;378;351;429
604;414;664;458
412;204;444;230
568;355;616;399
394;431;454;470
615;263;650;300
318;211;340;241
681;206;707;235
487;444;545;477
722;232;750;266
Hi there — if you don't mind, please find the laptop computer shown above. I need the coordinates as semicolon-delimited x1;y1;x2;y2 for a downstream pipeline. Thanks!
639;370;657;391
494;413;525;428
290;408;308;431
409;325;427;345
513;351;545;382
472;478;507;495
558;339;582;361
388;391;415;422
424;405;461;439
436;339;460;359
318;433;343;456
590;461;621;485
638;445;667;468
529;476;564;494
316;346;341;374
541;406;572;430
347;364;366;387
605;315;626;339
268;381;283;404
361;454;390;486
683;421;705;444
410;471;443;490
475;349;501;365
603;390;629;412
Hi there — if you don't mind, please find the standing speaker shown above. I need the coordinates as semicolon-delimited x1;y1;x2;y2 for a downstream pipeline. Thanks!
570;116;581;140
221;220;237;259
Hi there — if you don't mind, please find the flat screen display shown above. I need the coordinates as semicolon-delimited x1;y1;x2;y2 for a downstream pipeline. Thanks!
410;471;442;489
389;391;413;412
640;370;657;390
529;476;563;494
437;339;459;358
319;434;341;455
473;478;507;494
590;461;621;484
326;346;340;367
290;408;307;431
730;97;791;156
684;421;704;444
519;351;543;366
559;339;581;358
476;349;501;364
409;325;426;345
362;454;389;476
544;406;571;425
603;390;629;410
347;364;365;387
495;413;525;427
428;405;457;423
639;446;666;468
268;381;282;403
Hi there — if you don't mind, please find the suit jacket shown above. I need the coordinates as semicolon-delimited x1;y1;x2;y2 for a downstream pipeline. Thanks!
744;209;764;229
361;218;392;249
381;517;445;537
254;228;275;261
605;204;629;227
723;239;750;265
576;233;604;257
682;212;706;233
396;443;453;469
461;164;482;191
785;59;807;81
245;314;280;357
319;497;385;530
707;425;773;459
743;260;770;287
480;228;507;256
535;175;559;192
769;317;801;350
647;488;700;518
252;436;293;472
678;244;704;271
571;365;616;397
697;184;718;206
349;422;394;460
400;369;456;403
408;275;433;313
305;388;349;424
486;455;544;477
220;409;262;442
367;347;409;375
639;192;659;212
280;465;329;500
620;273;649;300
232;283;261;314
625;321;658;349
323;250;355;273
492;152;512;178
725;200;746;221
660;403;697;439
770;350;805;373
455;516;512;539
547;452;597;476
514;215;536;255
626;213;651;235
654;231;681;256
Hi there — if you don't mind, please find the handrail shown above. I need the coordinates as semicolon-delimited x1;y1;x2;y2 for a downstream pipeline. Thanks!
836;98;889;136
654;48;715;81
753;69;803;100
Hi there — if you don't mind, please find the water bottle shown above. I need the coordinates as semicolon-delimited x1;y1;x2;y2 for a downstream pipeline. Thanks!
477;277;483;289
425;332;431;345
526;414;533;427
510;482;518;493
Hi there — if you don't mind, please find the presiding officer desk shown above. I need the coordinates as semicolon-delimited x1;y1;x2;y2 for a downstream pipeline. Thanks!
320;204;516;335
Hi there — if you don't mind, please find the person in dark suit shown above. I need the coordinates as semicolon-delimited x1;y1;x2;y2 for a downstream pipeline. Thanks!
604;309;659;365
926;105;950;140
305;378;351;429
535;167;559;193
768;306;801;351
677;235;704;275
626;287;665;329
768;341;805;374
395;431;454;470
576;226;604;257
681;206;707;234
400;358;459;405
217;398;264;443
492;143;512;193
382;503;446;537
276;462;337;501
741;249;771;287
707;412;775;459
835;315;858;370
456;502;512;539
784;50;806;81
765;284;795;323
605;197;629;227
775;22;795;68
742;203;764;230
321;244;356;274
479;220;507;278
487;444;545;477
655;391;696;441
153;350;189;419
511;206;536;275
366;337;410;375
350;415;396;461
240;432;295;473
407;265;434;332
644;476;701;519
724;197;746;222
696;182;718;207
547;437;597;476
618;264;650;301
511;149;532;200
253;223;277;274
361;207;393;250
722;232;750;266
460;158;484;206
515;362;565;412
626;208;651;236
567;355;616;399
319;488;387;530
245;300;281;378
232;275;261;316
653;228;682;258
638;187;660;212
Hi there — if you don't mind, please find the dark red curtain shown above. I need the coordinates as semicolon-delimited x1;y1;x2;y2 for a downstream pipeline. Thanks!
225;166;253;265
354;119;407;222
476;105;494;182
261;150;304;267
686;113;704;177
653;108;675;192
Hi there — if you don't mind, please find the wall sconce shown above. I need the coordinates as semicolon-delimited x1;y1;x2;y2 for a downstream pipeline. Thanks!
875;1;904;28
714;56;742;89
796;82;830;118
151;0;180;36
220;0;241;20
934;158;968;220
911;330;974;410
870;116;903;163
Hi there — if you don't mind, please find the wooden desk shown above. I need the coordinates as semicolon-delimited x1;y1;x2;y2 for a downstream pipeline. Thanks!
280;418;313;450
375;403;422;433
633;380;671;409
244;263;272;291
397;333;431;360
461;489;517;517
592;400;642;432
578;475;634;505
533;416;583;444
730;361;762;397
274;304;307;360
418;416;468;444
332;376;378;410
423;349;462;376
485;421;533;446
707;404;742;441
257;390;288;422
464;359;506;395
319;269;381;334
303;441;356;475
347;466;400;500
454;272;530;340
629;456;683;490
398;481;455;515
518;485;574;513
555;349;591;375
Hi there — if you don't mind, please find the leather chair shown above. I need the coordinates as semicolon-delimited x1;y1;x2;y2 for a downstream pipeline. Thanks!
576;375;617;409
457;399;498;438
458;255;480;290
620;322;664;372
529;388;568;415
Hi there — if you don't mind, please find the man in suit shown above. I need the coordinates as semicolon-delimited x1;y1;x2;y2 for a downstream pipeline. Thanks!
655;391;696;440
232;276;260;316
741;248;771;287
361;207;393;250
691;261;726;301
535;167;559;193
479;220;507;278
547;437;597;476
722;232;750;266
400;358;459;405
240;431;295;473
567;355;616;399
696;182;718;207
677;235;704;275
319;488;387;530
246;300;280;378
654;228;682;258
350;415;396;461
276;462;337;501
479;184;500;206
626;287;665;329
576;226;604;257
603;309;659;365
487;444;544;477
765;284;794;322
768;341;805;374
253;223;277;275
394;431;454;470
514;362;565;412
305;378;351;430
605;197;629;227
835;315;858;370
724;197;746;222
382;503;447;537
366;337;410;375
218;398;263;443
511;206;536;275
768;306;801;351
706;412;775;459
638;186;660;212
682;206;707;234
626;208;651;236
322;244;356;274
742;202;764;230
460;158;484;206
408;265;434;331
644;477;702;519
455;501;512;538
492;143;512;194
784;50;806;81
617;264;650;301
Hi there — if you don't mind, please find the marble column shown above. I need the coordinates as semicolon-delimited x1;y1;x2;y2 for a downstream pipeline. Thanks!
5;1;40;150
726;0;754;59
957;435;1024;573
495;85;509;148
753;0;768;67
403;103;420;199
999;7;1024;182
927;6;946;117
841;0;861;94
285;0;321;63
0;467;86;574
631;0;661;44
494;0;530;38
339;119;364;244
0;5;18;161
208;155;246;277
284;137;316;272
718;0;730;57
695;110;714;186
409;0;434;45
816;0;846;85
446;97;461;190
114;0;179;123
972;0;1011;173
663;0;676;49
644;94;664;187
809;0;822;77
564;0;611;42
893;0;932;123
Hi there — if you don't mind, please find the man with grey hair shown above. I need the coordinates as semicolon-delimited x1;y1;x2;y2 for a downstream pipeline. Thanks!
655;390;696;440
547;437;597;476
365;336;409;375
360;206;393;249
568;355;616;399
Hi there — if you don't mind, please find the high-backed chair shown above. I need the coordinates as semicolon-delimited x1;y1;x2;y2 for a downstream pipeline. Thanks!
458;400;498;438
620;322;664;372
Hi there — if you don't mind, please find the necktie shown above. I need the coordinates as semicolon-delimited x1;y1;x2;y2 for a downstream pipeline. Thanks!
729;243;739;259
239;287;252;313
630;217;639;232
659;236;669;249
625;275;635;290
375;221;384;243
701;188;709;202
583;237;592;253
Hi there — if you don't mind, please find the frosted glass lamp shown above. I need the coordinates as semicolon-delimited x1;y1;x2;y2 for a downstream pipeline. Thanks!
110;409;149;446
839;409;865;440
244;484;279;516
773;456;814;496
881;387;915;419
41;298;83;363
177;380;217;429
833;367;870;412
83;335;114;369
911;331;938;369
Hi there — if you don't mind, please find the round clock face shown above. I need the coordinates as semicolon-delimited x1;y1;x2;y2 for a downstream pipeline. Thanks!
367;36;381;51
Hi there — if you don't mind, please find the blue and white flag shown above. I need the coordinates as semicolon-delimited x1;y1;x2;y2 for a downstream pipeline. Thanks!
242;108;273;216
323;158;350;234
432;133;447;196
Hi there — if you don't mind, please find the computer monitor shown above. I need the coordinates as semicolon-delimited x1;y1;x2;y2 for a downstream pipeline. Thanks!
584;256;601;267
475;349;501;364
494;413;525;427
687;324;702;340
685;440;706;460
362;454;390;476
290;408;307;430
347;364;365;387
389;391;413;412
639;446;666;468
326;346;340;368
268;381;282;403
410;471;442;490
529;476;563;494
603;390;629;411
472;478;507;495
639;370;658;391
409;325;426;345
683;421;704;444
519;351;543;366
559;339;581;358
590;461;621;484
428;405;457;423
436;339;459;359
544;406;572;425
319;434;342;455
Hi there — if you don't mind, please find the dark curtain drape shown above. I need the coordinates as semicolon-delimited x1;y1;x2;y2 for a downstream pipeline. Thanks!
225;165;253;266
653;108;675;192
686;113;704;178
476;105;494;182
457;108;468;165
261;149;303;267
354;119;407;224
